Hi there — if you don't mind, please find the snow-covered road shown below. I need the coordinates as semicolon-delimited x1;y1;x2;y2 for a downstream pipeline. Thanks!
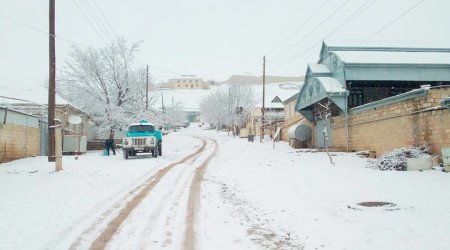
1;124;450;250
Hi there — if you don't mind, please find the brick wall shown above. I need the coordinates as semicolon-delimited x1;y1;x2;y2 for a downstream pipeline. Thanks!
0;124;40;163
332;88;450;157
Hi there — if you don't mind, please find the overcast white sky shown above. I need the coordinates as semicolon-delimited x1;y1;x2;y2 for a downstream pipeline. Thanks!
1;0;450;89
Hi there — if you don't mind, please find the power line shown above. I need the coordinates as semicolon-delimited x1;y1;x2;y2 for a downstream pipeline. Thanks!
268;0;425;71
72;0;109;44
269;0;331;54
357;0;425;46
270;0;350;61
79;0;115;41
271;0;375;64
0;13;86;46
92;0;119;37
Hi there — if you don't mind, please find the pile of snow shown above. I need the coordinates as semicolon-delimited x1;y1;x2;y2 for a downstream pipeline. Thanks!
369;145;430;171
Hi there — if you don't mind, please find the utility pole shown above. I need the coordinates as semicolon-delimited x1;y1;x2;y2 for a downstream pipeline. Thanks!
48;0;56;162
260;56;265;142
145;65;149;110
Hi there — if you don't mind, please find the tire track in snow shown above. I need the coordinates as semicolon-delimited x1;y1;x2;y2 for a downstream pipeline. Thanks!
109;148;209;249
47;162;162;250
183;138;218;250
87;138;209;250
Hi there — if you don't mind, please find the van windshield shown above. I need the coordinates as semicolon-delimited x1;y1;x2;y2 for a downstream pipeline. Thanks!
129;125;155;133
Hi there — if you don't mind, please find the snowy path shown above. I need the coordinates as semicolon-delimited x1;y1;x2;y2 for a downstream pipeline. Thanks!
2;125;450;250
60;138;217;250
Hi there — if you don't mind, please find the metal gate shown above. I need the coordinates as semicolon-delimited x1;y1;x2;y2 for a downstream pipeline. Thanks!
40;117;48;156
315;118;332;148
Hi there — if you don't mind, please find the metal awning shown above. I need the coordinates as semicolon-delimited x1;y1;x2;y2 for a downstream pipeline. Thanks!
295;77;348;121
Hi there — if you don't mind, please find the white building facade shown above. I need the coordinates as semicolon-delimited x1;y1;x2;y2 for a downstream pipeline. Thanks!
168;75;209;89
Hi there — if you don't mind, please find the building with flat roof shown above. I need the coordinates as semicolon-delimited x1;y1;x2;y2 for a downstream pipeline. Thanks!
168;75;209;89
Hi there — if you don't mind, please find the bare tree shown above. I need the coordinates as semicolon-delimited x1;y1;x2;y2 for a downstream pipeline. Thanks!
228;84;255;135
200;88;228;130
317;99;334;165
200;84;255;134
58;38;156;132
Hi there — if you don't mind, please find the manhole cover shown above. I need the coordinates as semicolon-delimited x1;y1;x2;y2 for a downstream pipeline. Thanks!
357;201;396;207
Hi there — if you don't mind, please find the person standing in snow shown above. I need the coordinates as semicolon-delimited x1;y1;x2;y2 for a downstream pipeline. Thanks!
109;131;116;155
104;131;116;156
104;138;111;156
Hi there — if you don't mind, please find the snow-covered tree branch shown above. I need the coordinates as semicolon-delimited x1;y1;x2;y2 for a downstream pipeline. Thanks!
316;99;334;165
200;84;255;134
57;38;157;132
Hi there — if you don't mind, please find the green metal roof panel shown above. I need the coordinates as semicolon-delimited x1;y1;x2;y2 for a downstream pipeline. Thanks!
296;77;348;114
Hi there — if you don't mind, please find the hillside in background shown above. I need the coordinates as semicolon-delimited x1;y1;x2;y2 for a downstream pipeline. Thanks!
150;82;303;112
222;75;304;85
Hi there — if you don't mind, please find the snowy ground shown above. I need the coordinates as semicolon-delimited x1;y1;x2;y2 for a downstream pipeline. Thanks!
1;124;450;250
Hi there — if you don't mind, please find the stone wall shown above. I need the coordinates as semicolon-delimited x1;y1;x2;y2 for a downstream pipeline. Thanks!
0;124;40;163
332;87;450;157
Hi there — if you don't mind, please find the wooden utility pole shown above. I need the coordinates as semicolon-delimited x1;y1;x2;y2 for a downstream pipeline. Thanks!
48;0;56;162
260;56;266;142
145;65;149;110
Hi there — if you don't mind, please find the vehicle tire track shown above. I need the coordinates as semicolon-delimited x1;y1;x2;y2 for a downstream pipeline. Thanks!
87;138;208;250
112;150;208;249
183;138;218;250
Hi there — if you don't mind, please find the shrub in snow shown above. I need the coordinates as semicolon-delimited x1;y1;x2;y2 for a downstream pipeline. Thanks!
369;145;430;171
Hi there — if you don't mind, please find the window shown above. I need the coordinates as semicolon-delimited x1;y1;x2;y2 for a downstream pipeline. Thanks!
348;90;363;108
129;125;155;133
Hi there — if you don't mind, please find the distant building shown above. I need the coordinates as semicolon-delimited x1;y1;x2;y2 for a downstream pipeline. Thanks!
168;75;209;89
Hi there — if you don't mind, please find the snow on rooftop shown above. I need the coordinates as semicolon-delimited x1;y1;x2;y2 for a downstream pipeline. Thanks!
334;50;450;65
253;82;303;108
308;64;330;73
316;77;346;94
324;39;450;50
0;88;69;105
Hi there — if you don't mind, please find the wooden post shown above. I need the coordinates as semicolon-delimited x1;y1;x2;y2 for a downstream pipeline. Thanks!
48;0;56;162
54;122;63;171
